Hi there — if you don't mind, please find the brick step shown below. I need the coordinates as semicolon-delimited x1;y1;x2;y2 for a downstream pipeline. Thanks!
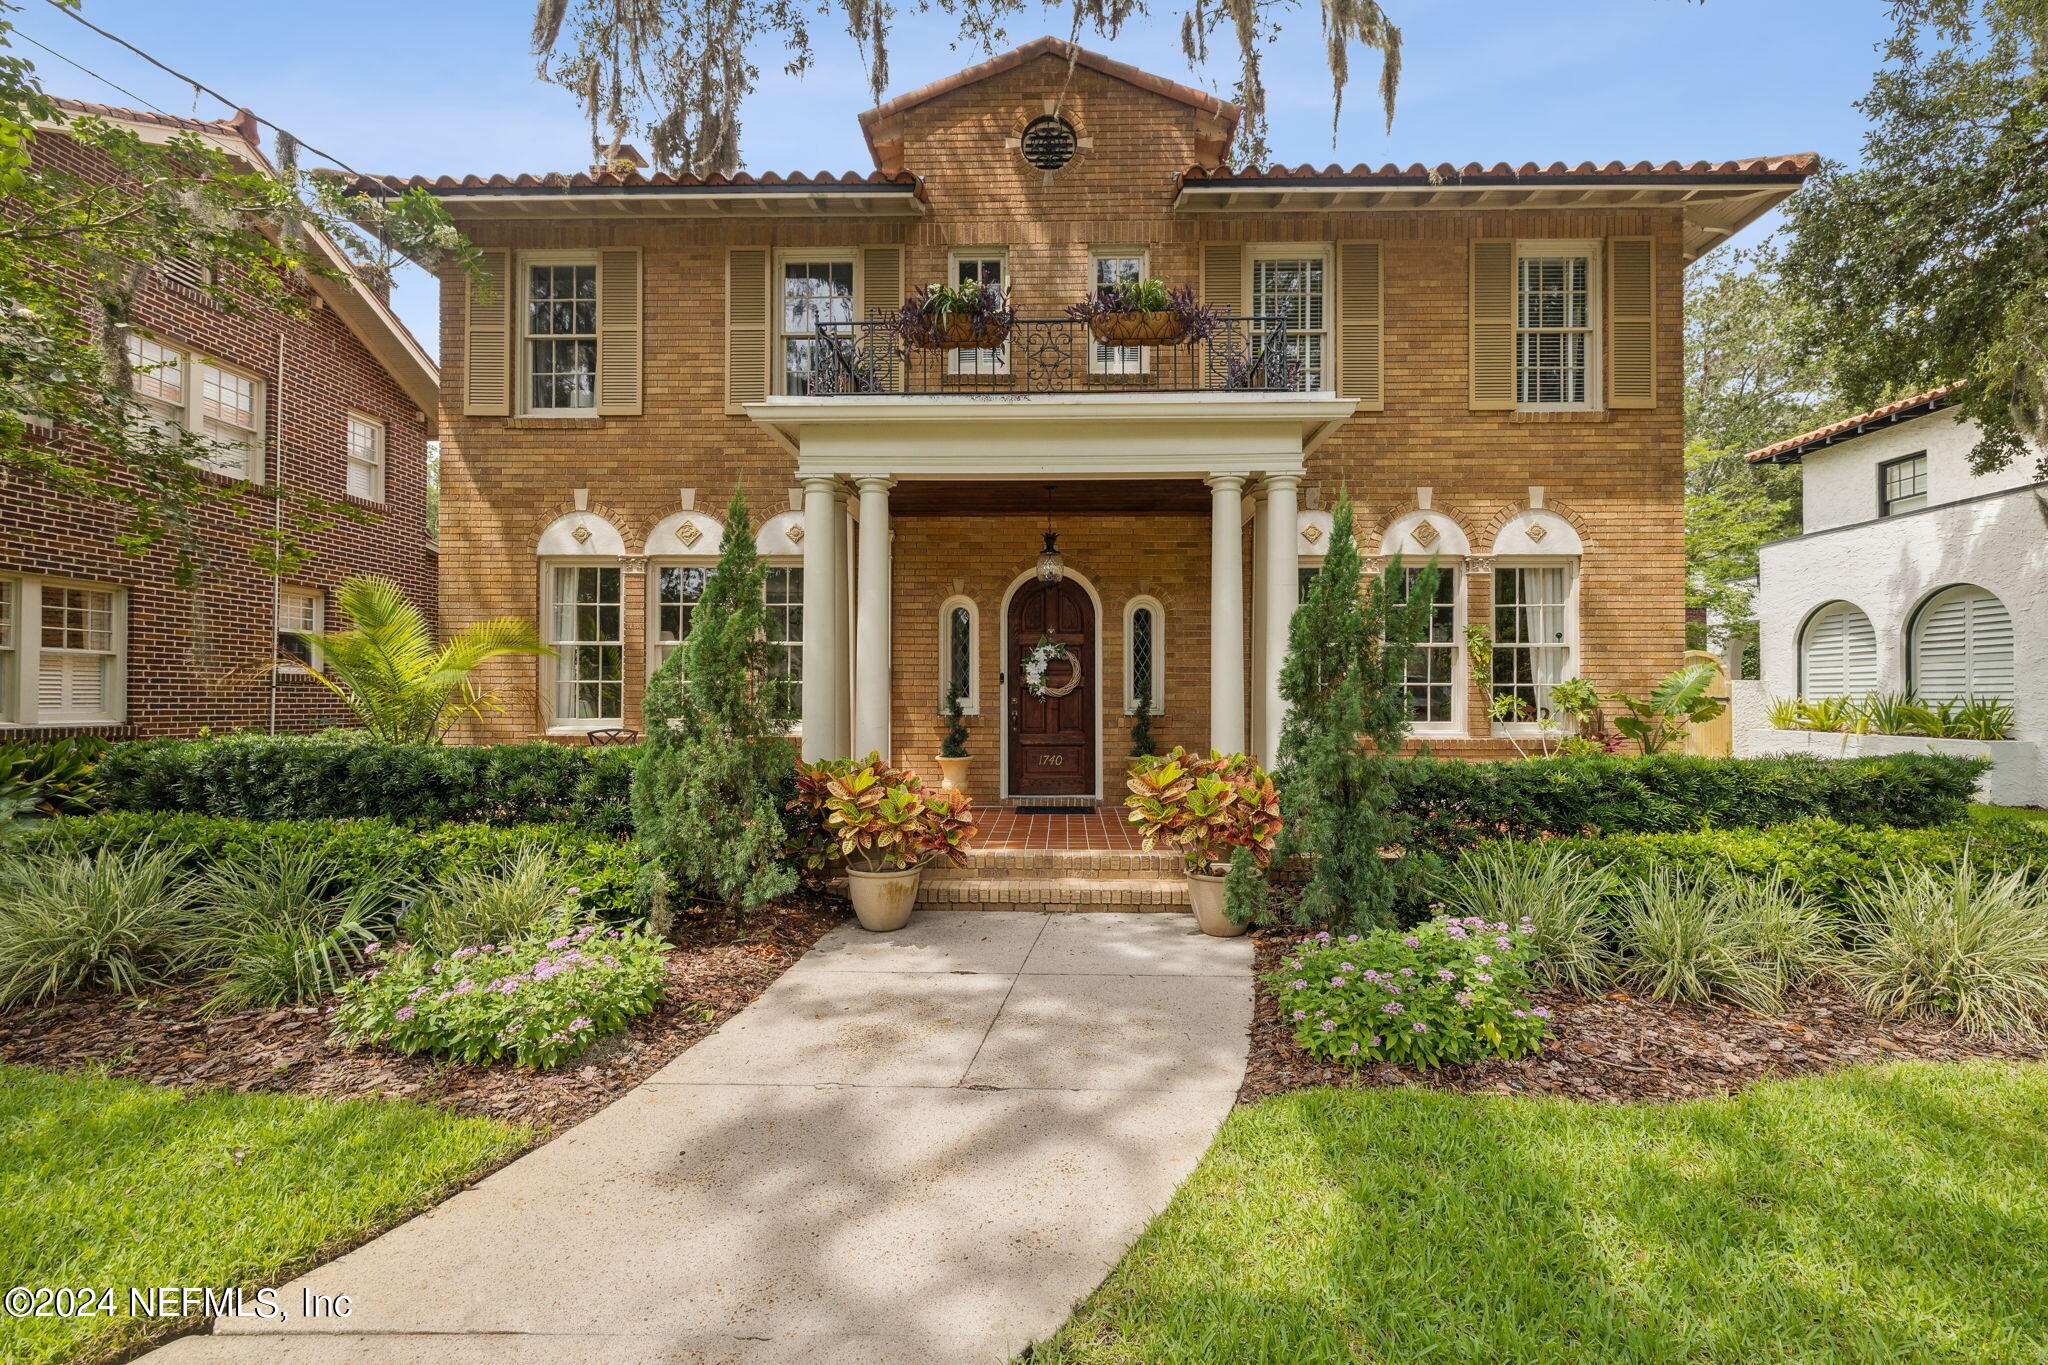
925;848;1180;881
916;875;1191;912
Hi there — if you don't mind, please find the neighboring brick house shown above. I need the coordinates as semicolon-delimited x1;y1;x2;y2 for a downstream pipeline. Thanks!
376;37;1807;798
3;100;438;739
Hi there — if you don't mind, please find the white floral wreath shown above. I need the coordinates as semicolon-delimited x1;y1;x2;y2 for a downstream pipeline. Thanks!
1022;635;1081;699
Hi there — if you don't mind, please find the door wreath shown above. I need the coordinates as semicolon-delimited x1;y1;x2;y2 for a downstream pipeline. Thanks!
1023;636;1081;699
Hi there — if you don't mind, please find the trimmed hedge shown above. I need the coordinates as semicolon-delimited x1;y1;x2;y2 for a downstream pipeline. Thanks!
1537;817;2048;910
94;737;637;835
1396;751;1986;852
86;738;1986;847
15;813;646;922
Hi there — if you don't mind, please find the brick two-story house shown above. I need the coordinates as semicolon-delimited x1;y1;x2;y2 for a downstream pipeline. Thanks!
379;37;1807;799
3;100;438;738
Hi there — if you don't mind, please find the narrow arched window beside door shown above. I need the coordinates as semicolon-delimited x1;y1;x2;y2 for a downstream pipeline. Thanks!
1124;596;1164;713
938;596;979;713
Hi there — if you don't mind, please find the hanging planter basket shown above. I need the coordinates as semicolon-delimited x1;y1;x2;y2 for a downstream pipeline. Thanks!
906;313;1013;351
1086;310;1188;347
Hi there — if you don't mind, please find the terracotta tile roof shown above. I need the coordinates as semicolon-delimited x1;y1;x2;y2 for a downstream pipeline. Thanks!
46;96;258;146
1179;154;1818;187
1743;384;1965;463
858;35;1239;132
352;168;923;196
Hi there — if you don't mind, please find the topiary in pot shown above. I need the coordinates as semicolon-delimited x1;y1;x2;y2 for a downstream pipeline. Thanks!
936;681;972;792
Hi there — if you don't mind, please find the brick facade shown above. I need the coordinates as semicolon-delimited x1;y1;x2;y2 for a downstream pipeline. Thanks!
430;45;1749;787
2;123;437;739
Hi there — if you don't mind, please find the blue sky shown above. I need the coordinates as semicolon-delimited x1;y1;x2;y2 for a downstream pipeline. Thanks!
14;0;1892;351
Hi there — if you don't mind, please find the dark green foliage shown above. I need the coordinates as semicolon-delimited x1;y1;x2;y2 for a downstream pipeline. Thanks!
1500;817;2048;915
1271;491;1440;932
940;682;970;759
1128;692;1156;759
16;814;646;924
93;735;635;835
1393;751;1988;857
632;489;795;929
0;737;105;818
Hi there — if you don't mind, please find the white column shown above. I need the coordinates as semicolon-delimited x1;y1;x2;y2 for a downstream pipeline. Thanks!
833;490;853;751
1207;473;1248;754
1257;472;1301;764
799;475;844;761
852;475;893;758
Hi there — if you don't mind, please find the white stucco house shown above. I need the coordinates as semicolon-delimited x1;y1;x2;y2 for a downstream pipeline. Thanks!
1731;385;2047;804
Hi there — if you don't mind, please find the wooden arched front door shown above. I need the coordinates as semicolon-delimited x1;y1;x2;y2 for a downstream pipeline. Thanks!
1007;578;1095;797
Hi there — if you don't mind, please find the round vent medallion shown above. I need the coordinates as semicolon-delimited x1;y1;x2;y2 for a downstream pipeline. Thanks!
1019;115;1078;172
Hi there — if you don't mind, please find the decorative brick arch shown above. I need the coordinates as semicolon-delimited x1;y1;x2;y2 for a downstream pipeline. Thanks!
1477;500;1590;554
521;499;643;555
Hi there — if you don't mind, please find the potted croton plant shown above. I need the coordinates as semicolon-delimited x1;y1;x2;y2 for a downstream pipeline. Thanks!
1066;278;1218;348
1124;747;1281;937
891;279;1015;351
789;752;979;932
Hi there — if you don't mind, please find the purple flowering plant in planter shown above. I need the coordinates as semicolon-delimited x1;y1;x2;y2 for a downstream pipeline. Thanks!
329;911;669;1069
1266;914;1550;1069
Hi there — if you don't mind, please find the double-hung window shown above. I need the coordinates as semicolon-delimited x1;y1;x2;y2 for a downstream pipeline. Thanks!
948;250;1008;378
1878;453;1928;517
652;564;711;672
1392;566;1460;729
549;564;623;724
524;257;599;412
126;334;265;478
346;413;386;501
278;586;323;669
1492;565;1574;725
1514;242;1600;409
0;577;127;726
762;565;804;723
1250;249;1328;390
778;256;856;395
1090;248;1148;376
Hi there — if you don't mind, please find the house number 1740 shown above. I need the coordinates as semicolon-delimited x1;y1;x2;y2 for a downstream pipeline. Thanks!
1037;754;1064;766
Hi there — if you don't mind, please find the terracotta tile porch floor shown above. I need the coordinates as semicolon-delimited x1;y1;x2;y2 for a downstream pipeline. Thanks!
976;807;1141;851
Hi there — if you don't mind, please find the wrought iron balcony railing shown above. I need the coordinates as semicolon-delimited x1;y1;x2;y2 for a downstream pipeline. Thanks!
801;315;1308;397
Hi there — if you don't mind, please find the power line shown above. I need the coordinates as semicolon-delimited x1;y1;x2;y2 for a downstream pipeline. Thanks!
35;0;372;178
14;30;173;118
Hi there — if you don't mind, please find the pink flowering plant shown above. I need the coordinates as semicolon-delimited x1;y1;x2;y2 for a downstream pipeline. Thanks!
1266;914;1551;1069
328;913;669;1069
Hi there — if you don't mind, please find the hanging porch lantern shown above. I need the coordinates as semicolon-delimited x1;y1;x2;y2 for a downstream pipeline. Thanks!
1035;484;1065;583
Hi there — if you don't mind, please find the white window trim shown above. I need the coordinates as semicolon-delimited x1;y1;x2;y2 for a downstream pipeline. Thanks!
1514;239;1603;413
761;557;805;737
517;249;601;418
1488;557;1580;736
945;246;1010;377
0;576;16;726
1088;245;1152;377
345;411;387;503
1394;563;1466;737
127;331;267;481
1248;243;1331;393
276;585;325;675
0;575;128;728
1123;595;1165;715
775;249;860;397
539;557;625;733
938;595;982;715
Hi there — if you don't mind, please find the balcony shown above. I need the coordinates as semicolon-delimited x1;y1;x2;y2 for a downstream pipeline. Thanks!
803;315;1306;397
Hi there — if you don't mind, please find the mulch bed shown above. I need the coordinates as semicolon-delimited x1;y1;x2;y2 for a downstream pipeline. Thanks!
1243;929;2048;1106
0;892;848;1133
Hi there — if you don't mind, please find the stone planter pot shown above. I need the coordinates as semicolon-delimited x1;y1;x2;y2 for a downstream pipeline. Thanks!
936;756;971;791
846;863;923;932
1087;310;1187;346
1186;869;1247;938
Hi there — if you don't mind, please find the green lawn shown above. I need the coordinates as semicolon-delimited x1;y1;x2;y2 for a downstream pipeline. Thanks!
1971;804;2048;825
1034;1063;2048;1365
0;1064;526;1365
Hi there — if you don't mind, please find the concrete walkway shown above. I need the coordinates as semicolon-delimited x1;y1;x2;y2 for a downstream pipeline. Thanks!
152;911;1253;1365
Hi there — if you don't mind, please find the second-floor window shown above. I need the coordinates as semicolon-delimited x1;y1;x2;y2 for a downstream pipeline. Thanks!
779;256;855;395
127;334;264;479
1250;249;1327;390
1091;248;1147;376
948;250;1009;377
1515;242;1600;409
346;413;385;502
524;259;598;412
1879;453;1928;517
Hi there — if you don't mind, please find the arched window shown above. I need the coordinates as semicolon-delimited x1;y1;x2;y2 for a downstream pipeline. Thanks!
536;512;627;730
1798;601;1877;699
1124;596;1164;713
938;596;979;713
645;511;725;674
1911;585;2015;704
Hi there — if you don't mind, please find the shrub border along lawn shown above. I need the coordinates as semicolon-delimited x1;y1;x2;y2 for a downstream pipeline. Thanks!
1034;1062;2048;1365
0;1063;526;1365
